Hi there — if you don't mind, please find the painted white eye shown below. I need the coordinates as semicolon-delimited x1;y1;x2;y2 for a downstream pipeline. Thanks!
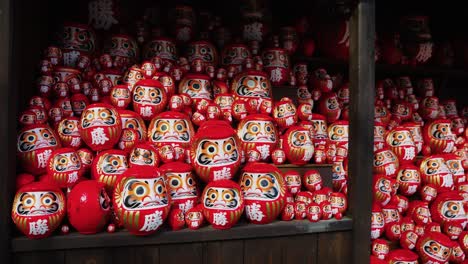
224;193;231;200
170;178;180;188
25;198;34;205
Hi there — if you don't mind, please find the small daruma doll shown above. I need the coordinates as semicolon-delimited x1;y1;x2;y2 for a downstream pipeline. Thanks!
385;126;417;164
113;167;170;235
147;111;195;150
273;99;298;131
373;148;399;178
423;119;455;154
67;180;111;234
202;179;244;230
430;191;467;228
319;92;341;123
17;124;61;175
282;126;314;165
132;79;168;120
92;149;129;191
160;162;198;213
396;164;421;196
190;121;241;182
303;169;323;192
128;143;159;168
57;117;82;149
110;85;131;110
283;170;302;194
416;231;453;264
47;148;83;188
79;103;122;151
236;114;278;161
420;155;454;192
239;162;286;224
11;182;66;239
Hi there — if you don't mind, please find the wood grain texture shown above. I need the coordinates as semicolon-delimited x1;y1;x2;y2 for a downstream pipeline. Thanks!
14;250;65;264
65;248;114;264
317;231;352;264
159;243;204;264
204;240;244;264
279;234;318;264
111;246;159;264
244;237;282;264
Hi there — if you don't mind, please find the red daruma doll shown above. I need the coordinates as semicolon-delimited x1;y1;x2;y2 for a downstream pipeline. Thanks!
239;162;286;224
202;180;244;230
420;155;454;192
17;124;62;176
190;121;241;182
92;149;129;192
132;79;168;121
236;114;278;162
113;167;171;235
57;117;82;149
373;148;399;178
282;126;314;165
423;119;456;154
160;162;198;213
47;148;83;188
385;126;417;164
11;182;66;239
416;231;453;264
79;103;122;151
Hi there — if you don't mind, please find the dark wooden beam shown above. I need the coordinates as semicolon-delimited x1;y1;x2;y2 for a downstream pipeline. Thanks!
0;0;13;263
349;1;375;264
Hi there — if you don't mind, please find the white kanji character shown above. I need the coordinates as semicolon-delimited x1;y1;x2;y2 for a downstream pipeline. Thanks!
71;137;81;147
29;219;49;235
213;167;232;181
179;200;194;213
63;50;81;67
385;164;396;176
212;212;227;226
243;22;263;41
91;127;109;145
403;147;415;160
441;174;453;188
269;68;283;83
371;230;380;240
140;106;153;117
303;149;313;161
139;211;163;232
37;150;52;168
407;185;417;194
285;116;294;126
68;171;78;183
245;203;265;222
443;142;454;153
88;0;119;30
256;145;270;160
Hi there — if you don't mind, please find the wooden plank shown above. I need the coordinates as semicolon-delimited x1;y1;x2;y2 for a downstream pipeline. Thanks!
111;246;159;264
159;243;203;264
279;234;317;264
349;1;375;264
14;251;65;264
317;231;352;264
204;240;244;264
0;0;14;263
244;237;282;264
65;248;114;264
12;218;352;252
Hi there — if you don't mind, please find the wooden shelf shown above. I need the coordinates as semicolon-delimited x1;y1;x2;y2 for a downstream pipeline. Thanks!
294;56;468;78
11;217;352;253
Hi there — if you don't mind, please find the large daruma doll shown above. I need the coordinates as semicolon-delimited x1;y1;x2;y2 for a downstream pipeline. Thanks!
113;167;171;235
132;79;168;121
237;114;278;161
239;162;286;224
79;103;122;151
17;124;61;175
147;111;195;150
201;179;244;230
11;182;66;239
160;162;198;213
190;121;241;182
282;126;314;165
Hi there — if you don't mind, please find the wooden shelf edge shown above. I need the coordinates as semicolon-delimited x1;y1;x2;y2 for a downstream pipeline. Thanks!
11;217;352;253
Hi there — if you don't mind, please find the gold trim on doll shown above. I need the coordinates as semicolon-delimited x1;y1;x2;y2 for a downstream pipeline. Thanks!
14;191;62;216
441;201;465;220
130;147;156;166
233;75;271;98
52;152;81;172
289;131;313;147
121;177;168;210
121;116;146;140
179;78;212;99
166;172;197;200
203;187;240;210
151;119;191;143
430;123;453;140
195;137;239;166
240;173;281;201
238;121;276;143
421;158;449;175
81;107;117;128
17;127;58;152
387;130;413;146
398;169;420;182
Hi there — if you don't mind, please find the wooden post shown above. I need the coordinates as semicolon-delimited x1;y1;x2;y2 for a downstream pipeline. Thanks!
0;0;14;263
349;0;375;264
